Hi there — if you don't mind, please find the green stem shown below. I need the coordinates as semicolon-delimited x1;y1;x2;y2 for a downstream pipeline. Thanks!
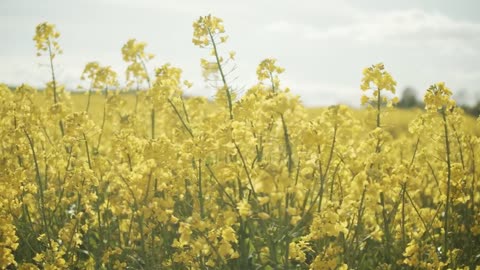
198;159;204;218
376;88;381;129
151;107;155;139
96;88;108;150
441;109;452;261
47;39;65;137
135;82;139;114
180;96;191;123
47;40;58;104
401;183;407;251
205;163;236;207
138;55;155;139
168;98;194;137
234;142;257;199
380;192;392;263
86;83;93;112
207;28;233;120
269;72;294;175
405;189;440;253
83;133;92;169
280;114;293;174
24;129;52;248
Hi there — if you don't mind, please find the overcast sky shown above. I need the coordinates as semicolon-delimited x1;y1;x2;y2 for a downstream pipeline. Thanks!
1;0;480;106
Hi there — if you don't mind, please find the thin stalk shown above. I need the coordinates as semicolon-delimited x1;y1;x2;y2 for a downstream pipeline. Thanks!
329;162;341;201
441;109;452;260
280;114;293;174
139;55;155;139
96;87;108;150
376;88;381;129
410;138;420;167
375;88;393;262
47;40;58;104
119;175;147;262
269;72;294;175
284;232;290;270
351;186;366;265
143;171;153;204
380;192;392;263
401;183;407;251
24;129;52;248
50;151;73;217
319;125;338;212
43;144;48;190
168;98;194;137
151;107;155;139
47;39;65;137
205;163;236;207
85;81;93;112
83;133;92;169
451;124;465;169
405;189;440;252
427;161;441;189
468;140;476;226
207;28;233;120
64;204;80;262
180;96;191;123
135;82;140;114
234;142;257;199
198;159;204;219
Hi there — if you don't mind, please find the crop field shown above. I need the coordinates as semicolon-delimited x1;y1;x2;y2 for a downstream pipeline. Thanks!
1;15;480;269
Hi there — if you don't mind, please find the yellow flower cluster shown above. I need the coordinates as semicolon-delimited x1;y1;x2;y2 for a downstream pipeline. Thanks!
1;16;479;270
121;39;154;87
81;62;119;91
360;63;396;93
360;63;399;109
192;14;227;48
33;22;62;58
424;82;456;112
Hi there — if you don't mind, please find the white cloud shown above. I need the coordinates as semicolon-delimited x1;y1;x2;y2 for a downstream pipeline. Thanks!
265;9;480;54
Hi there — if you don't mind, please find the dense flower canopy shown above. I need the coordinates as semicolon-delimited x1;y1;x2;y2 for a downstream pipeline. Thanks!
0;15;479;270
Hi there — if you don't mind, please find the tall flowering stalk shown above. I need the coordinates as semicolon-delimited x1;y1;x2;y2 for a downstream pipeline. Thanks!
360;63;398;130
33;22;65;136
193;15;235;120
424;82;456;261
122;39;155;138
80;61;101;113
33;22;62;104
357;63;398;264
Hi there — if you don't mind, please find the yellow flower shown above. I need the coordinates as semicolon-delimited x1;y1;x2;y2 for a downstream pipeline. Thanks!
192;14;227;48
121;38;154;86
221;226;237;243
33;253;45;263
424;82;455;112
33;22;62;57
236;200;252;218
257;58;285;81
257;212;270;220
360;63;396;94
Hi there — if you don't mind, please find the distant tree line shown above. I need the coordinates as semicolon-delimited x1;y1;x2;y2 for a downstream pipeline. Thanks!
398;87;480;117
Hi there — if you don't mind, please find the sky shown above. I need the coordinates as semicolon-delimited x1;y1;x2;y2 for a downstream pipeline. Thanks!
1;0;480;107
